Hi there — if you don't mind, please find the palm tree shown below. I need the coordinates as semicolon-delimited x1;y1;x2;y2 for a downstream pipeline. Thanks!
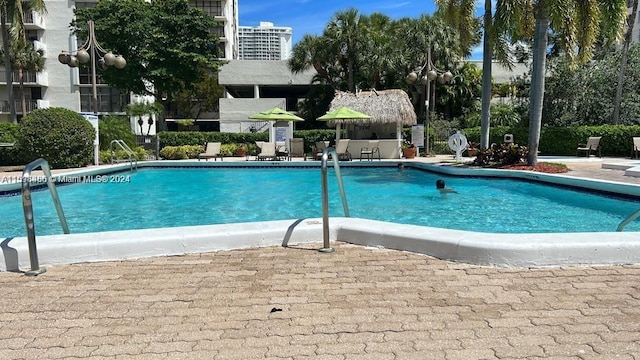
1;0;46;122
436;0;517;149
496;0;626;166
14;42;44;115
324;8;363;92
126;101;162;136
0;41;45;115
613;0;639;124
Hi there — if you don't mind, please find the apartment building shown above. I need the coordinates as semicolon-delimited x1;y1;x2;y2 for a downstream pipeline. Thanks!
238;22;292;60
0;0;238;127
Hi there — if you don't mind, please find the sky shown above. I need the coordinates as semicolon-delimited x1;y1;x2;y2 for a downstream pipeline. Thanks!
238;0;485;60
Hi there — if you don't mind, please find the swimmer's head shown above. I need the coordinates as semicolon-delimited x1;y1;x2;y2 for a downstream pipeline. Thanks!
436;179;445;189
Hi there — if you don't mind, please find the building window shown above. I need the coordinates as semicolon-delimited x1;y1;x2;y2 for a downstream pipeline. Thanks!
189;0;222;17
80;87;128;113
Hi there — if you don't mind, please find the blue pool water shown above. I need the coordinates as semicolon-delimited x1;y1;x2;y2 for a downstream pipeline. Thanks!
1;166;640;237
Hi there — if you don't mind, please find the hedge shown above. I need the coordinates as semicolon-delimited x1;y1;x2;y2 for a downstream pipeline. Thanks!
462;125;640;157
158;129;336;153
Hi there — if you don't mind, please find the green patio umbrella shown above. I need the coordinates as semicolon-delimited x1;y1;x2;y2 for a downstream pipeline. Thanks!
316;106;371;124
249;107;304;122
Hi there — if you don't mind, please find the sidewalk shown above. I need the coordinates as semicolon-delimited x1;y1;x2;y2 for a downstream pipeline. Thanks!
2;157;640;359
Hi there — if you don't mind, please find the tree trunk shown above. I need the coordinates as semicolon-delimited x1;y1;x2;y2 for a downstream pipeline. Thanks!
527;12;550;167
480;0;492;149
1;8;17;123
19;67;26;115
612;0;638;124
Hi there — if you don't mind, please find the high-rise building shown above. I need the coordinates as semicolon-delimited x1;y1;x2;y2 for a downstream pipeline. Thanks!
0;0;238;125
238;22;292;60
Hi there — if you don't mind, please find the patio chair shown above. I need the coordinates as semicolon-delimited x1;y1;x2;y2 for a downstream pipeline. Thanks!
633;137;640;159
314;141;330;160
335;139;352;161
275;141;290;161
576;137;602;158
289;138;305;158
359;140;380;161
257;142;277;161
198;142;223;161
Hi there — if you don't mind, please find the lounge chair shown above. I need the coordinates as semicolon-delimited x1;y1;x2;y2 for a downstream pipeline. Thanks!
576;136;601;157
198;142;223;161
335;139;351;161
359;140;380;161
633;137;640;159
314;141;330;160
257;142;277;161
289;138;305;158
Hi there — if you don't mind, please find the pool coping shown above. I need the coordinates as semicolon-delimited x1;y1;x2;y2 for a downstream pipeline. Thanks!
2;160;640;270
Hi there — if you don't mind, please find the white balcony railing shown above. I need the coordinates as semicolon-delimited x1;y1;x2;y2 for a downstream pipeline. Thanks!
0;100;39;114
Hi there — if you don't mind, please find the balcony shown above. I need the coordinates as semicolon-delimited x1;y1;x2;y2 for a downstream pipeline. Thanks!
0;100;39;114
23;11;45;30
0;69;47;86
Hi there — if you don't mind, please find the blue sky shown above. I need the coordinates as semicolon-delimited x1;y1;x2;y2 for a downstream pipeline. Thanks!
239;0;484;60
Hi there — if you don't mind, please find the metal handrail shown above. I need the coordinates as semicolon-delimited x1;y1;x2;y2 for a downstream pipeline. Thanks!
617;209;640;231
21;158;70;276
110;139;138;171
319;147;350;253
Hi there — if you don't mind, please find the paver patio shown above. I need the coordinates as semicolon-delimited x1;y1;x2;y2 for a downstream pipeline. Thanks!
2;157;640;359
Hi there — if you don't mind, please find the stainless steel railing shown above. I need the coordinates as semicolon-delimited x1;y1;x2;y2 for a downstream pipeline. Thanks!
319;147;350;252
21;158;70;276
110;139;138;172
617;209;640;232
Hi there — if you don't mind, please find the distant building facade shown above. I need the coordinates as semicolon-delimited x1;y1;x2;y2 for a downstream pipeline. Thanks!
238;22;292;60
0;0;238;128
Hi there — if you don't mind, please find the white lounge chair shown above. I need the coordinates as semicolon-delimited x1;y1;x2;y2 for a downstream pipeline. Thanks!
335;139;351;161
198;142;223;161
257;142;277;161
576;137;601;157
633;137;640;159
359;140;380;161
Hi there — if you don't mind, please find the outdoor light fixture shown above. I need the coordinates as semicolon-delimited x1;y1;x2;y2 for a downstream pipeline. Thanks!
58;20;126;114
406;46;453;155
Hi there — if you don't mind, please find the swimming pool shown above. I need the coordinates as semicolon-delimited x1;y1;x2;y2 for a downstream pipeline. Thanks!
3;160;640;269
2;164;640;237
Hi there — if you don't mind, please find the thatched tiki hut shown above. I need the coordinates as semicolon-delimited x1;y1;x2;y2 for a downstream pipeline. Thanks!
324;89;417;159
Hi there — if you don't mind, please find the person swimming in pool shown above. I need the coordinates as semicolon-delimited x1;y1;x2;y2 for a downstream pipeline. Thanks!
436;179;457;195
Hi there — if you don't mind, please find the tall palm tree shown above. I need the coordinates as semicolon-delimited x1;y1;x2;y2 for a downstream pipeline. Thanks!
324;8;363;93
1;0;46;122
436;0;522;149
14;42;44;115
496;0;626;166
613;0;639;124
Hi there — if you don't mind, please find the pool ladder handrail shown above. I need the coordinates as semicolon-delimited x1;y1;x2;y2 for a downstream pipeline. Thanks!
617;209;640;231
109;139;138;172
21;158;70;276
319;147;350;253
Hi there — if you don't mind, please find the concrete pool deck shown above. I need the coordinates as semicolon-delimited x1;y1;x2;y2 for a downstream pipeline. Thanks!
2;156;640;358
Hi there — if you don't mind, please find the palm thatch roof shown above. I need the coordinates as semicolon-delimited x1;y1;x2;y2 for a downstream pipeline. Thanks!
326;89;417;126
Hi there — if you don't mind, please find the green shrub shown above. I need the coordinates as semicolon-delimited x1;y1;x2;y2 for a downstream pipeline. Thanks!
99;115;135;151
0;122;23;166
18;108;95;168
99;146;149;164
159;145;203;160
220;143;237;156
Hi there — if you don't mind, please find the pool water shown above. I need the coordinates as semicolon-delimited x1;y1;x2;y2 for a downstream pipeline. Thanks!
1;166;640;237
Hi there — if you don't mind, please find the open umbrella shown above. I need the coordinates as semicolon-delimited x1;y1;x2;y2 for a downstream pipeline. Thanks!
249;107;304;122
317;106;371;142
249;107;304;154
317;106;370;123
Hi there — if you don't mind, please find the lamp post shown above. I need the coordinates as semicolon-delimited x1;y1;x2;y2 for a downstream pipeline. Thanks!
406;47;452;156
58;20;126;114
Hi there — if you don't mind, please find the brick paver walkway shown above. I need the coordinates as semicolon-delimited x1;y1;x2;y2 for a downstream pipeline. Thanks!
2;243;640;359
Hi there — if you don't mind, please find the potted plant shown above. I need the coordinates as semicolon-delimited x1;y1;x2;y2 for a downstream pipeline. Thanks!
236;143;248;157
402;141;417;159
466;142;479;157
